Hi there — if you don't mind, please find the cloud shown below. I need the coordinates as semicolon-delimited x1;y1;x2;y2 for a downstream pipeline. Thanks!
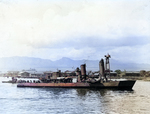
0;0;150;63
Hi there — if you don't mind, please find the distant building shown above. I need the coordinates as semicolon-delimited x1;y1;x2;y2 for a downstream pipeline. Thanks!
19;71;30;77
125;71;140;76
18;71;44;77
110;72;117;77
6;71;20;77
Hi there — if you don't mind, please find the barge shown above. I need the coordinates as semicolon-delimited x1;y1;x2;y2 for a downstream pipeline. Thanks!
17;54;136;90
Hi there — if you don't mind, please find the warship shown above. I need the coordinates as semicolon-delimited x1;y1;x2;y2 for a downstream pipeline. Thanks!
17;54;136;89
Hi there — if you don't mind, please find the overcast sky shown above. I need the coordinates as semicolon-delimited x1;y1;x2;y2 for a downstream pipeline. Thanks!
0;0;150;64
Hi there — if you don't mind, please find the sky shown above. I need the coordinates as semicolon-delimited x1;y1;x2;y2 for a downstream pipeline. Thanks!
0;0;150;64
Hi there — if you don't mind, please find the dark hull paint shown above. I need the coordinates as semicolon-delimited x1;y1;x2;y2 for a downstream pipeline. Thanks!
2;81;17;83
17;80;136;90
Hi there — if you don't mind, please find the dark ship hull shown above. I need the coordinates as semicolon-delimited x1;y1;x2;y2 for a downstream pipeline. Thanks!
2;80;17;83
17;80;136;90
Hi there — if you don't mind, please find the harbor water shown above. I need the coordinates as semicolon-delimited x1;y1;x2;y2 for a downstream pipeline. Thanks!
0;77;150;114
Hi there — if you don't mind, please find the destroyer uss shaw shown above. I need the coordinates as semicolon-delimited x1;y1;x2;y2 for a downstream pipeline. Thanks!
17;54;136;89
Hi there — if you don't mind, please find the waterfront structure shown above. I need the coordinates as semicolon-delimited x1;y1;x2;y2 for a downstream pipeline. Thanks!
6;71;20;77
18;70;44;78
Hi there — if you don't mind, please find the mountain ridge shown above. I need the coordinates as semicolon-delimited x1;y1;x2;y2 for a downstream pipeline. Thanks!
0;56;149;72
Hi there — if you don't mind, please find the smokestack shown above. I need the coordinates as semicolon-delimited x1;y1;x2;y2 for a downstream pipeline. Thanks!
80;64;86;80
99;59;105;77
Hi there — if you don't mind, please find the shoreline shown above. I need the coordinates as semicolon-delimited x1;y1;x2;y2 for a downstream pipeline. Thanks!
110;76;150;81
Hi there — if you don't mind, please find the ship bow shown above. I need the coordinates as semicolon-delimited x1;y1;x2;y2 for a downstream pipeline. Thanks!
118;80;136;90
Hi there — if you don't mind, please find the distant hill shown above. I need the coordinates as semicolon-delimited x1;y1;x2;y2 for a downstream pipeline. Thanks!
0;56;149;72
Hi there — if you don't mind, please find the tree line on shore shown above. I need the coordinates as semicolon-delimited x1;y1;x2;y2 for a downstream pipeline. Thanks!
114;69;150;77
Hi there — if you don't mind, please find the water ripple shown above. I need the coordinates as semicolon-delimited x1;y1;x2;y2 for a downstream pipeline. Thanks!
0;78;150;114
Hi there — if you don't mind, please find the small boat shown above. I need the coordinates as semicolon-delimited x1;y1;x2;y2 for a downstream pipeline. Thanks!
17;54;136;90
2;80;16;83
2;77;17;83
